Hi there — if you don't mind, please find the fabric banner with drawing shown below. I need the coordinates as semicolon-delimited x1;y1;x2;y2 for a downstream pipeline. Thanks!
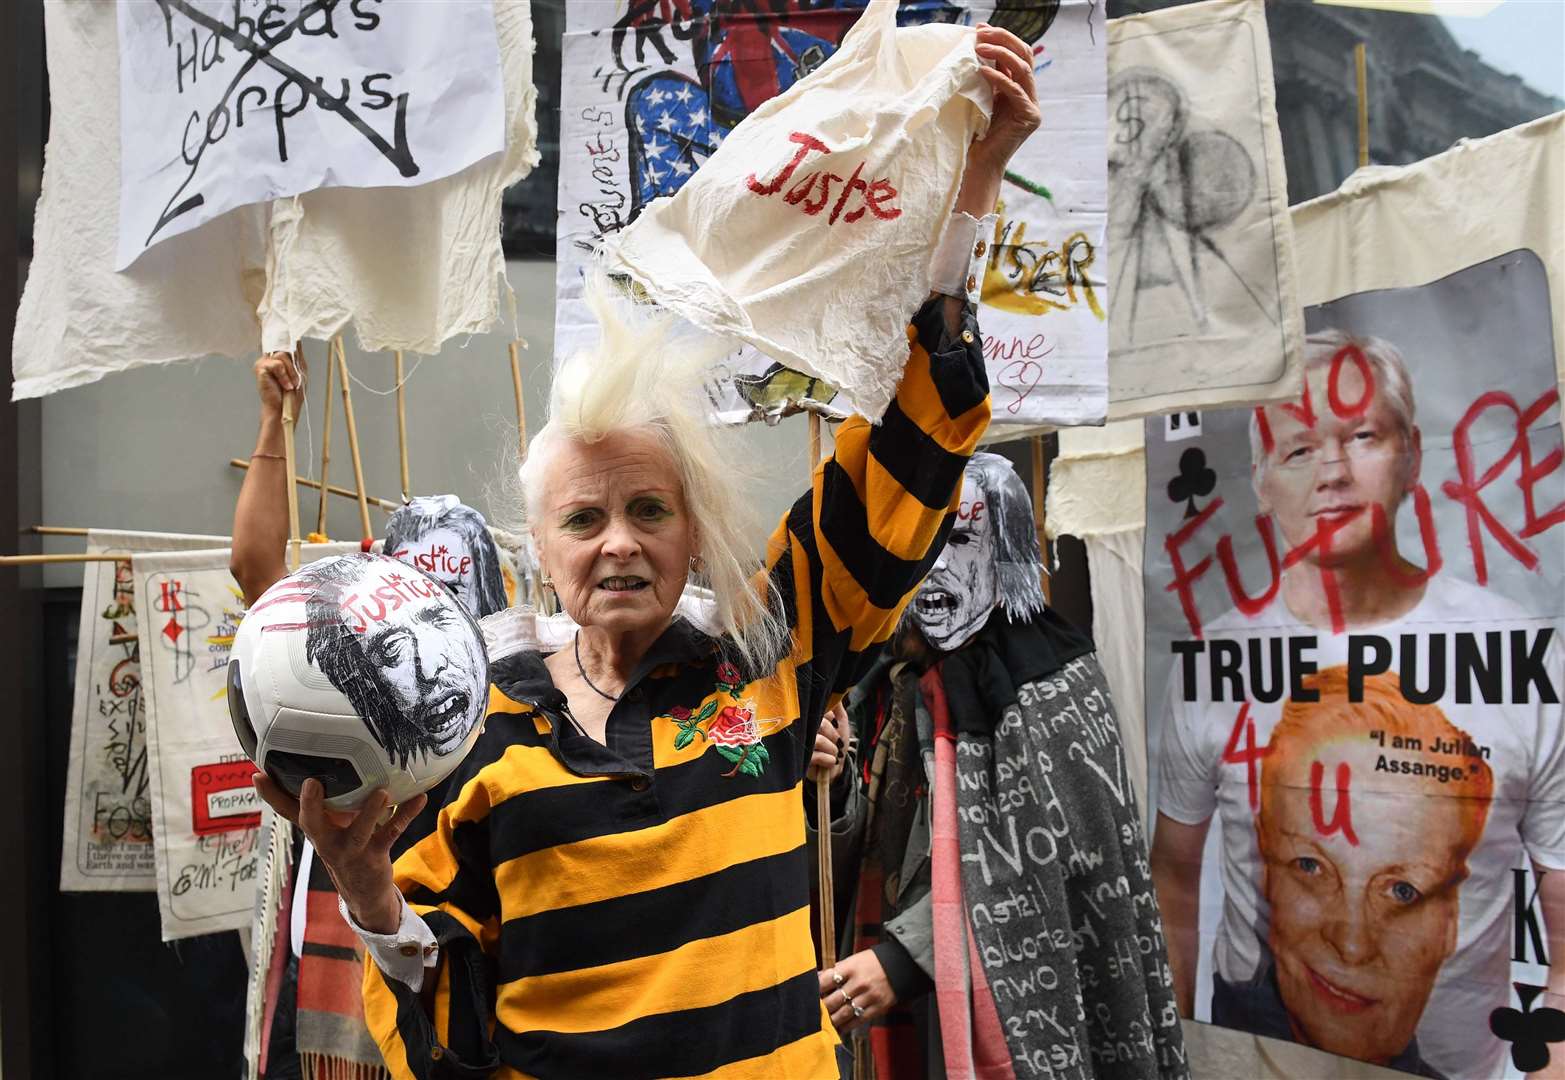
137;542;357;941
555;0;1106;427
60;529;229;892
14;0;537;401
1142;249;1565;1079
1104;0;1302;420
115;0;504;270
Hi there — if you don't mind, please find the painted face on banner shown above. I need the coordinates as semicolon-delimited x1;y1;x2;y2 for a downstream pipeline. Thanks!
911;474;997;651
1255;359;1419;567
1258;733;1476;1065
304;555;489;764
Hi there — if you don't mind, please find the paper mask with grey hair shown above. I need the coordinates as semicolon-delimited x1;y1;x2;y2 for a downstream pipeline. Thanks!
384;495;508;619
909;452;1046;651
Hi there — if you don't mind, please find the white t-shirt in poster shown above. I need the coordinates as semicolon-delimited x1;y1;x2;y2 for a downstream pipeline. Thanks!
1157;573;1565;1079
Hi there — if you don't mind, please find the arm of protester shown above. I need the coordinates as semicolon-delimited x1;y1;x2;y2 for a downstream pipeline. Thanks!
754;26;1037;727
804;701;855;810
924;24;1044;330
820;945;912;1036
1150;811;1211;1018
231;351;304;606
254;772;504;1075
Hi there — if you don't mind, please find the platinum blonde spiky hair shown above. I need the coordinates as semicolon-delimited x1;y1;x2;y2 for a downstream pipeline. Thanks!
518;272;789;673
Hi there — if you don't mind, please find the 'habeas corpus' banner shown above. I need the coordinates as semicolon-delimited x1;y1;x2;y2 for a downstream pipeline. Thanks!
1144;249;1564;1079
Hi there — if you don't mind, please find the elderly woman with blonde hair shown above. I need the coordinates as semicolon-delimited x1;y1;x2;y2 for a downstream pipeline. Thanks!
252;25;1039;1079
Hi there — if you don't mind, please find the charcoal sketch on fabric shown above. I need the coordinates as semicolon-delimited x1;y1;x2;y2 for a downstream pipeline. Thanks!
556;1;1106;427
60;529;228;893
137;542;358;941
114;0;506;269
1104;0;1302;420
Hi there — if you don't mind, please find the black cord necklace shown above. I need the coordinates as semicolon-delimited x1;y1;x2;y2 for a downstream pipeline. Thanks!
574;632;621;702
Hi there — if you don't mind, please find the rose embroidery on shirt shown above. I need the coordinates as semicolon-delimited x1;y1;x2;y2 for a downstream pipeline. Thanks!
662;663;769;777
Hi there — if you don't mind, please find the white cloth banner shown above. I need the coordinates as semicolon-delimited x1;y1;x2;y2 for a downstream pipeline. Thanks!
1044;418;1147;540
1291;110;1564;392
1103;0;1303;419
254;0;540;356
13;0;537;401
138;542;356;941
1084;528;1149;808
60;529;229;893
981;0;1109;430
604;0;990;421
556;1;1107;427
114;0;505;271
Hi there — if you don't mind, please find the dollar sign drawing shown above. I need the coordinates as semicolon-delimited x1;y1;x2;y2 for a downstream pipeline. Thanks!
1115;89;1145;147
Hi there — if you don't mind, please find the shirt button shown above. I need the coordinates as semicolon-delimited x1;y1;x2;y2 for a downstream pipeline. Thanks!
965;273;978;293
961;329;976;344
398;943;419;957
630;777;650;792
431;1046;445;1062
974;240;987;257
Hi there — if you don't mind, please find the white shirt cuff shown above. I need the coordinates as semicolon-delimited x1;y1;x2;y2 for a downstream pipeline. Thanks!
339;893;439;992
928;211;996;305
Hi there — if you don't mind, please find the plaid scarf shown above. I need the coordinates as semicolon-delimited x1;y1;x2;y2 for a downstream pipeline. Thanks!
296;853;391;1080
851;662;928;1078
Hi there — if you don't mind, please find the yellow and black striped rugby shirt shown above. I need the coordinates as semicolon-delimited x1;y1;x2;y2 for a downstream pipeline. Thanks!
362;297;990;1079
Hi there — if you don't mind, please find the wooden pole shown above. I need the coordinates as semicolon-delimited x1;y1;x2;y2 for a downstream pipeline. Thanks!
282;343;304;572
808;410;836;969
337;345;375;542
1032;435;1052;604
395;350;410;501
229;460;399;512
508;342;528;461
21;526;89;537
1355;43;1370;168
316;337;338;538
0;553;131;565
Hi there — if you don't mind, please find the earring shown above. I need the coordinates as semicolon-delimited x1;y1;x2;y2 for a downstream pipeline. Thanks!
689;554;703;575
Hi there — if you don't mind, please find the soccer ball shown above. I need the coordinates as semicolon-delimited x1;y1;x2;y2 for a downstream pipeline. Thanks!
227;553;491;810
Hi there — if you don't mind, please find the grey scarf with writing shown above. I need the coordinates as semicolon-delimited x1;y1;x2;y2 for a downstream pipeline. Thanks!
953;653;1188;1080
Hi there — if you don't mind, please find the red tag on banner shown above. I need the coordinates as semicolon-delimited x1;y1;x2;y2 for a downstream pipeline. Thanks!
190;760;261;836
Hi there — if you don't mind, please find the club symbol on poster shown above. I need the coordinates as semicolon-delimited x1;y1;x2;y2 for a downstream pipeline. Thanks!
1167;446;1216;519
1491;983;1565;1073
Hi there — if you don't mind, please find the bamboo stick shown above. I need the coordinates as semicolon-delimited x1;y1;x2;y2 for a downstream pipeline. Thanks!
337;346;374;541
509;341;528;461
0;553;130;565
22;526;90;537
1032;435;1052;604
283;343;304;572
317;337;338;537
1355;44;1369;169
395;350;410;500
228;460;399;512
808;410;836;969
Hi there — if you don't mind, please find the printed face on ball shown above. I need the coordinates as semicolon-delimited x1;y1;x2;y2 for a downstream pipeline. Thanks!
303;554;488;767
